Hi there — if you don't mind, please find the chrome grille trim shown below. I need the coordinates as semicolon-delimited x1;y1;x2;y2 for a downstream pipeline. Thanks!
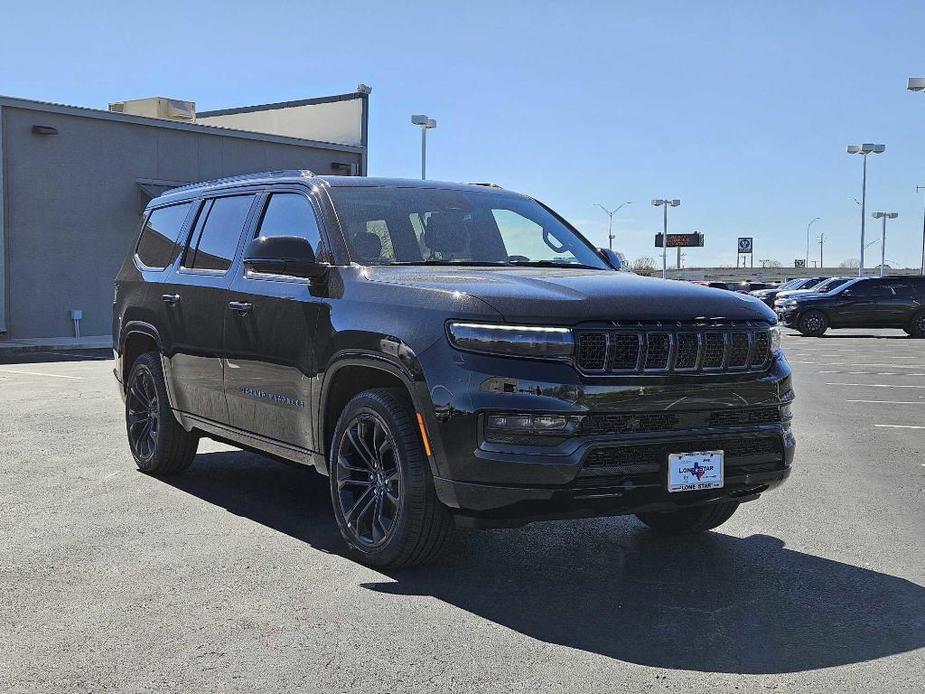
575;324;773;376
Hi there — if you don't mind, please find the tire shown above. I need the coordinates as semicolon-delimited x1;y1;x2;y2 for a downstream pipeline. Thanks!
798;310;828;337
125;351;198;475
636;500;739;534
329;388;452;568
908;310;925;338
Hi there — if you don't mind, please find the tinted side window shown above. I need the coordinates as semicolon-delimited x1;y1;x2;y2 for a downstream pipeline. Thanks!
852;280;891;298
186;195;255;271
256;194;321;248
136;203;191;269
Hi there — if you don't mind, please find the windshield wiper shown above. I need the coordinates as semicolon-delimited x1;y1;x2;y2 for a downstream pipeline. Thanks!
506;260;605;270
387;260;509;267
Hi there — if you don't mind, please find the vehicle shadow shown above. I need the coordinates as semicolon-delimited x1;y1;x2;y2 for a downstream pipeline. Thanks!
0;348;112;365
165;449;925;675
785;332;909;340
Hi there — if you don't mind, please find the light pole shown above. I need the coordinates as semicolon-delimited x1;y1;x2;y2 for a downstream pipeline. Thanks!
872;212;898;276
847;144;886;276
805;217;820;267
595;202;632;250
652;198;681;279
411;114;437;179
917;185;925;276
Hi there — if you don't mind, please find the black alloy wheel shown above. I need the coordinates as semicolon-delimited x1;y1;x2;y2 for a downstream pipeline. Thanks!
334;410;403;548
124;351;198;475
127;365;160;462
798;310;828;337
910;311;925;338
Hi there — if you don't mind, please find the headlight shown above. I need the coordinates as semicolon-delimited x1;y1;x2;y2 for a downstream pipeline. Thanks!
770;324;782;354
447;322;574;359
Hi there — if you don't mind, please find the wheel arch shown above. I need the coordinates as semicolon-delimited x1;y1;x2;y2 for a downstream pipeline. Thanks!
317;355;434;476
119;321;162;387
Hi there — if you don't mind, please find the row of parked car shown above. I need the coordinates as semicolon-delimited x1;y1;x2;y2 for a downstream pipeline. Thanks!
744;275;925;337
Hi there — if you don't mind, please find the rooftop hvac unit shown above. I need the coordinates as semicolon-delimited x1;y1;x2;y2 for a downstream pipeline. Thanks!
108;97;196;121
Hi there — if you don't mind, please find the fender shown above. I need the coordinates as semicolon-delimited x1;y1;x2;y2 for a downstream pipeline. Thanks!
315;350;441;477
118;321;180;412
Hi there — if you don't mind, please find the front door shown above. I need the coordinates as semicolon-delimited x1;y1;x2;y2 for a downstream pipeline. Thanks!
164;193;258;424
833;279;892;327
223;191;326;450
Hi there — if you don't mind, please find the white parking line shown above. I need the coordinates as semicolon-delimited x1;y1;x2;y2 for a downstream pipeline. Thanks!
874;424;925;430
847;400;925;405
0;368;83;380
826;382;925;389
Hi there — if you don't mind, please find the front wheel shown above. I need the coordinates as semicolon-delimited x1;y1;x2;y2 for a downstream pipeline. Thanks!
798;310;828;337
329;388;453;568
636;501;739;534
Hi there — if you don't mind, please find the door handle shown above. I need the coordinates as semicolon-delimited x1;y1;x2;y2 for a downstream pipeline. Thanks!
228;301;253;314
161;293;181;305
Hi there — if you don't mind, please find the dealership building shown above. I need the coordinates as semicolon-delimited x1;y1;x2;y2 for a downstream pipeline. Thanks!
0;88;369;345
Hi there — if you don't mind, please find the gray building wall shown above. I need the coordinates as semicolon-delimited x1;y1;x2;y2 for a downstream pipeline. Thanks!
0;102;363;340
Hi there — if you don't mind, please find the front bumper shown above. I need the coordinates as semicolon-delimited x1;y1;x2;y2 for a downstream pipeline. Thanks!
418;342;795;526
775;306;800;327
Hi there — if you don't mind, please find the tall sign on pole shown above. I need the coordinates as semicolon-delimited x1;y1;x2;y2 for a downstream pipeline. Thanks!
737;237;753;269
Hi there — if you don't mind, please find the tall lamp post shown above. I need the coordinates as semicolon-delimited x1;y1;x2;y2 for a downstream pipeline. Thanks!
872;212;898;276
595;202;632;250
805;217;820;267
652;198;681;279
847;143;886;276
918;186;925;276
907;80;925;274
411;114;437;180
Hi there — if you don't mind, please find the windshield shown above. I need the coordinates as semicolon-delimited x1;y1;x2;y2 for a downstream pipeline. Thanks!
328;186;609;269
777;279;804;291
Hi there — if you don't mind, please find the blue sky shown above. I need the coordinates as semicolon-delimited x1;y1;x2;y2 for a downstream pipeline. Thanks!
2;0;924;268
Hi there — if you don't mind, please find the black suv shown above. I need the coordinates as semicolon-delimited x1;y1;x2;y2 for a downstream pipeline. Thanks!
776;275;925;337
113;171;795;567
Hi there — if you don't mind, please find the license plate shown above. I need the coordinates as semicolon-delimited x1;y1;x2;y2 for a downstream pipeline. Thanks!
668;451;724;492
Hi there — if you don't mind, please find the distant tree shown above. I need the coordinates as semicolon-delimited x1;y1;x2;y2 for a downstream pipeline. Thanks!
631;256;658;276
763;259;782;268
839;258;860;269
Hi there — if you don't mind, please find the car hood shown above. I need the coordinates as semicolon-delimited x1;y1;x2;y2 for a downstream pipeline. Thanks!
775;288;818;300
364;267;776;324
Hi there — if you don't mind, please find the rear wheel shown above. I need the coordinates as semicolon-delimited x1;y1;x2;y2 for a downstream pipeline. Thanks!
636;501;739;534
908;310;925;338
125;352;198;475
330;388;452;568
798;310;828;337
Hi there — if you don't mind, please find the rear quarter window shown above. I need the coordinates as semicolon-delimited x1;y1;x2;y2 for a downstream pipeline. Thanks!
135;203;192;269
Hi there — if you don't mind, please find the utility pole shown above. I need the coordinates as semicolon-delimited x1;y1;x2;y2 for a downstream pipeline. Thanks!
818;233;825;268
917;185;925;276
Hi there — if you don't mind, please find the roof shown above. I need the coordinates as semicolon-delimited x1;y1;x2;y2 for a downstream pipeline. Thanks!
156;171;523;203
0;94;365;154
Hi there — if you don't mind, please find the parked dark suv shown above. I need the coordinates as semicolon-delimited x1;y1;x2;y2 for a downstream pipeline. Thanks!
776;275;925;337
113;171;795;567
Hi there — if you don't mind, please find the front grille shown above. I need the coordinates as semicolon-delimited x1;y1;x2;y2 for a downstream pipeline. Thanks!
579;406;781;436
575;324;773;375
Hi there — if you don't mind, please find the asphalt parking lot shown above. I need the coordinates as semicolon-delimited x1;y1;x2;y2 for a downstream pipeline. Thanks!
1;332;923;693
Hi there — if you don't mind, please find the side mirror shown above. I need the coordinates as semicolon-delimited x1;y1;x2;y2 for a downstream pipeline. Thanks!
597;247;623;271
243;235;327;280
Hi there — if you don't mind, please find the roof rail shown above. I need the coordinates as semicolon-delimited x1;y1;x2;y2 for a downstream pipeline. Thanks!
166;169;316;194
468;182;504;188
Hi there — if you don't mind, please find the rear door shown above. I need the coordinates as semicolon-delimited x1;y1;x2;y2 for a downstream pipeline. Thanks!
222;190;327;449
162;193;258;424
883;278;924;327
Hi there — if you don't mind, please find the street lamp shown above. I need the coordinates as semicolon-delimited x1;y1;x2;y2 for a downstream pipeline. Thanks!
846;143;886;276
411;114;437;180
805;217;820;267
907;77;925;92
917;185;925;276
595;202;632;250
872;212;898;276
652;198;681;279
